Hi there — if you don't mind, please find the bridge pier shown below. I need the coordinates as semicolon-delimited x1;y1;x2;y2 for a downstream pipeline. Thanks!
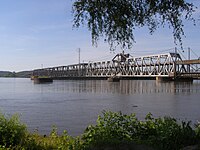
156;77;173;82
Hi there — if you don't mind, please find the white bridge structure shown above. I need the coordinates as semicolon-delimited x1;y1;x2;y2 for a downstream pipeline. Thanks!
33;52;200;80
86;52;180;77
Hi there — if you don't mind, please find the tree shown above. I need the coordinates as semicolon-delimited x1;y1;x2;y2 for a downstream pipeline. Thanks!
72;0;196;50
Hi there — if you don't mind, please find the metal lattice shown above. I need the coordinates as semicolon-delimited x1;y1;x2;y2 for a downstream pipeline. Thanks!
33;52;200;79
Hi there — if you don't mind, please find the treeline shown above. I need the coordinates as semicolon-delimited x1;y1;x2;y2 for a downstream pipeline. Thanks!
0;71;32;78
0;111;200;150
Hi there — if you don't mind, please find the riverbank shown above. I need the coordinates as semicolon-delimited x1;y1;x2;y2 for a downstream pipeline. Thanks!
0;111;200;150
0;70;32;78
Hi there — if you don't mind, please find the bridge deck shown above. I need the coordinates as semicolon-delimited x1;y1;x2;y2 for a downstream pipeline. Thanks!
177;59;200;65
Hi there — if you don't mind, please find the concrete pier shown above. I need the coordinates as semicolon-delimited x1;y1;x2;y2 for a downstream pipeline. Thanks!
33;77;53;84
156;77;173;82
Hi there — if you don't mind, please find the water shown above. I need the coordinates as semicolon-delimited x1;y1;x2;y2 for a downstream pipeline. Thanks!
0;78;200;136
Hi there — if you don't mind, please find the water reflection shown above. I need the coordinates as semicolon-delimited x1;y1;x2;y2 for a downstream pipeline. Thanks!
52;80;200;95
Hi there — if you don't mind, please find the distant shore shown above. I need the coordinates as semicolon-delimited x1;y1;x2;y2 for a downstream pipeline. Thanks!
0;70;32;78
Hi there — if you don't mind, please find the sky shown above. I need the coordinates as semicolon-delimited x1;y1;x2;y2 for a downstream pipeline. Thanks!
0;0;199;72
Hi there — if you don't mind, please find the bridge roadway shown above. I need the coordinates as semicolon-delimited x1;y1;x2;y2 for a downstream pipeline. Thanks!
33;52;200;81
177;59;200;65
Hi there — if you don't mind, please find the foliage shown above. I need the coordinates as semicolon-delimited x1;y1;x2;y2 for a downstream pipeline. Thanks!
81;111;199;150
135;114;197;149
73;0;196;50
0;111;200;150
81;111;137;148
20;127;83;150
195;122;200;141
0;112;26;148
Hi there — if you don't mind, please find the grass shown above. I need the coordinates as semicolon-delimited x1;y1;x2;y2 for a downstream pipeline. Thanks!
0;111;200;150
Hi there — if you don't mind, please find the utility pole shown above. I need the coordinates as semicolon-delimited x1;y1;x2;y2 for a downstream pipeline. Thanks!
78;48;80;65
175;47;177;54
174;47;177;78
188;47;190;60
78;48;81;76
188;47;190;72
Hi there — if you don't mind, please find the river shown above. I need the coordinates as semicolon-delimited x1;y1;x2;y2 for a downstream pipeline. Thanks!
0;78;200;136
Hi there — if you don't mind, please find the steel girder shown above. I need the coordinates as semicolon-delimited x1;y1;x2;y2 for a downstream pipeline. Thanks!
33;53;184;78
86;53;182;77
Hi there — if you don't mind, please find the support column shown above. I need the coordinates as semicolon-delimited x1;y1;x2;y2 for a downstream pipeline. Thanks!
156;76;173;82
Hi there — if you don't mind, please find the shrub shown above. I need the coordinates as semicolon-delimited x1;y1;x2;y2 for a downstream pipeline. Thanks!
22;127;83;150
135;114;197;149
81;111;199;150
81;111;143;149
0;112;27;148
0;111;199;150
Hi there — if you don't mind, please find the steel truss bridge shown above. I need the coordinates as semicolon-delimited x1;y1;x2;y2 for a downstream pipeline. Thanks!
33;52;200;80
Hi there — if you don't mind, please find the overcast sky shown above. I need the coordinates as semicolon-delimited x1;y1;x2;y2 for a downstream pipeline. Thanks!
0;0;199;72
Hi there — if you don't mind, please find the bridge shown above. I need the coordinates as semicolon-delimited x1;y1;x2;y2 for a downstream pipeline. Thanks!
33;51;200;81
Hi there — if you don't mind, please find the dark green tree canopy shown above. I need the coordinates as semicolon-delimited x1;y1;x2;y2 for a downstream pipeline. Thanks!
73;0;195;50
